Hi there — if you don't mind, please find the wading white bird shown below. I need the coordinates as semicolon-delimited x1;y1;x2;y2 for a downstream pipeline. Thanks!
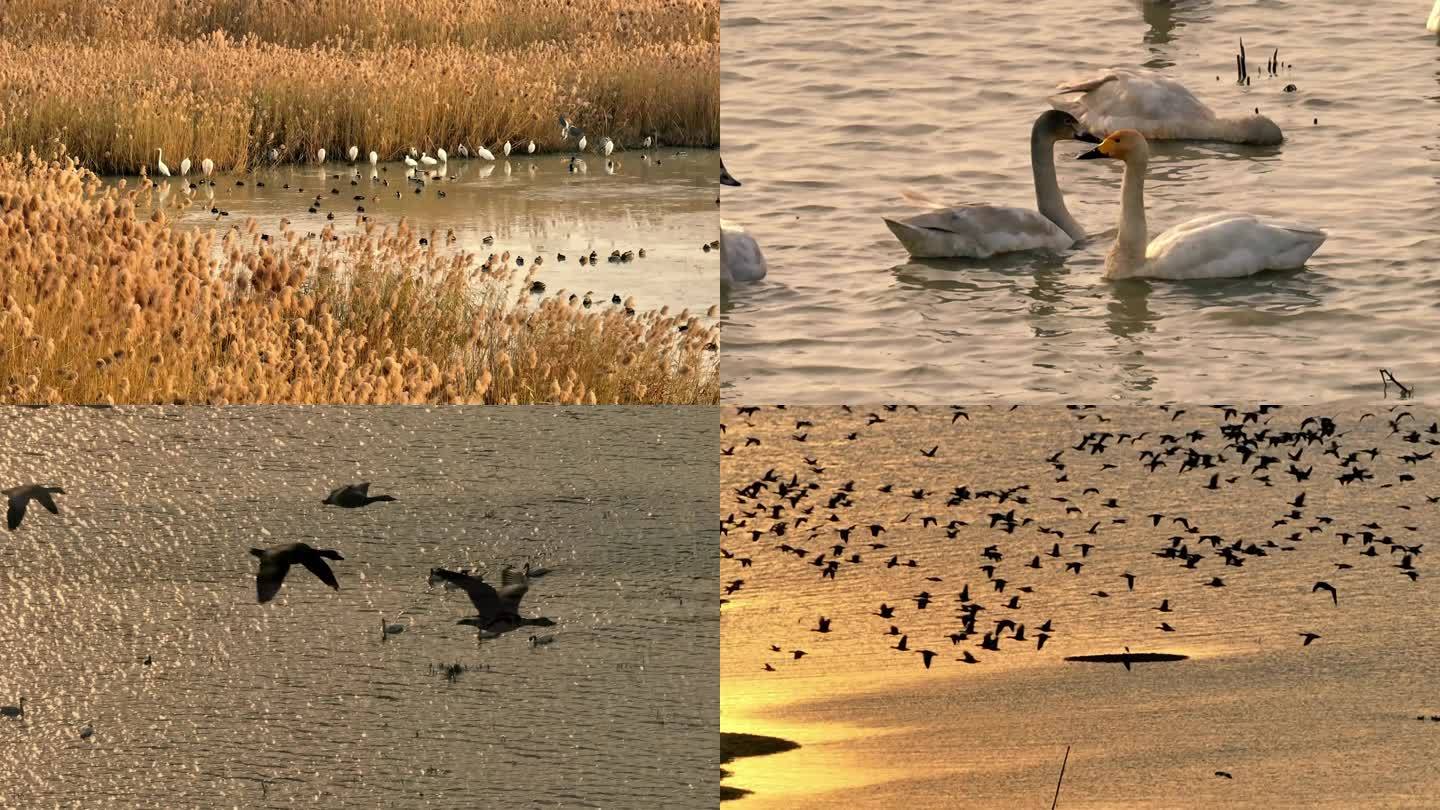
179;157;191;176
201;158;214;177
884;110;1098;258
477;145;495;161
600;137;614;156
527;140;536;154
316;148;326;163
458;144;469;158
347;145;358;163
369;150;378;167
1052;68;1283;145
421;153;438;167
404;155;419;169
578;135;587;151
438;147;448;163
155;149;170;177
503;140;512;156
1076;130;1326;280
642;135;652;149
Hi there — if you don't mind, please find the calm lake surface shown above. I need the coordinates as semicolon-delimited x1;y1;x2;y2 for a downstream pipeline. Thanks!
0;406;717;807
721;403;1440;807
114;149;720;315
721;1;1440;402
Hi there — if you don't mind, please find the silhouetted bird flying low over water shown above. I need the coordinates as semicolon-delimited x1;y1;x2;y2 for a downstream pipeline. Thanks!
322;482;397;508
250;543;345;603
3;484;64;531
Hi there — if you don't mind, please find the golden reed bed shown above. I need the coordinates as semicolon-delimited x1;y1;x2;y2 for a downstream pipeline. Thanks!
0;152;720;404
0;0;718;173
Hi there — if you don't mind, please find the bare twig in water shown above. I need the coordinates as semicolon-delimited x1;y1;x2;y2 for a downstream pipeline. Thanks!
1052;744;1071;809
1380;369;1413;399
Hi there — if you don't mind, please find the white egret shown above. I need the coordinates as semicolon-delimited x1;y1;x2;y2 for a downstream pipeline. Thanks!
155;149;170;177
458;144;469;158
178;157;190;176
404;155;419;169
503;140;512;156
578;135;587;151
477;145;495;161
600;137;614;156
527;140;536;153
348;145;359;163
642;135;652;148
316;148;326;163
201;158;214;177
438;147;448;163
420;153;438;167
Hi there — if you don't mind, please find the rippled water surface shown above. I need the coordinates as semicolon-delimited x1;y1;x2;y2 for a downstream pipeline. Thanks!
721;1;1440;401
721;403;1440;807
0;406;717;807
114;149;720;314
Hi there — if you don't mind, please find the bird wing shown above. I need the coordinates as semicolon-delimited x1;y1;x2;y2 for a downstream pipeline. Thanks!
256;558;291;603
34;490;59;515
6;494;25;530
354;483;371;495
433;569;503;618
496;583;530;610
301;556;340;591
500;565;527;586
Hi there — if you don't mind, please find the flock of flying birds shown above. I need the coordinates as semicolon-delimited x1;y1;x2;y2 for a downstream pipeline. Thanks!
720;403;1436;686
3;480;557;637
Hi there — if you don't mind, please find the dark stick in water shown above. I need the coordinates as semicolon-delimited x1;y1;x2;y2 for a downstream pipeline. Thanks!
1052;744;1071;810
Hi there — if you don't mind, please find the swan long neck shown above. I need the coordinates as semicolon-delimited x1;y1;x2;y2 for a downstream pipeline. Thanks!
1111;153;1149;273
1031;128;1083;241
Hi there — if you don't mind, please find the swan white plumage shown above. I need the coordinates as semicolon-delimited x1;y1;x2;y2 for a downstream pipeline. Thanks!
1430;0;1440;32
883;110;1099;258
1052;68;1283;145
719;160;767;284
1077;129;1325;280
155;148;170;177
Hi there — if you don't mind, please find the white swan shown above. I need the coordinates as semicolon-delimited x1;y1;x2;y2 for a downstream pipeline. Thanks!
1052;68;1283;145
883;110;1099;258
720;160;767;284
1430;0;1440;32
1077;129;1325;280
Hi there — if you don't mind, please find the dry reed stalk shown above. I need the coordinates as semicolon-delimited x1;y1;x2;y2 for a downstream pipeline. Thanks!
0;149;719;404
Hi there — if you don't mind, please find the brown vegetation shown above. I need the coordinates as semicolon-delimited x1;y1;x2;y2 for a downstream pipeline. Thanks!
0;0;719;173
0;150;719;404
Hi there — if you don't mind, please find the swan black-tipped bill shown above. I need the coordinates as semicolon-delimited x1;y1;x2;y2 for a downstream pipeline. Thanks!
1077;146;1109;160
1074;131;1103;144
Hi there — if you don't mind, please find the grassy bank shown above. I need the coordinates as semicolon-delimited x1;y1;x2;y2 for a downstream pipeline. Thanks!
0;151;719;404
0;0;718;173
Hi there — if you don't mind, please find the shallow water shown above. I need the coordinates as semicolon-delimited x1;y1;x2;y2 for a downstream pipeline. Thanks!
0;406;717;806
721;402;1440;807
116;149;720;315
721;1;1440;402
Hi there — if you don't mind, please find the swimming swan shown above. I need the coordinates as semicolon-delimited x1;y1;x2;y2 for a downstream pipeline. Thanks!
1052;69;1283;145
720;159;768;284
1077;130;1325;280
883;110;1100;258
